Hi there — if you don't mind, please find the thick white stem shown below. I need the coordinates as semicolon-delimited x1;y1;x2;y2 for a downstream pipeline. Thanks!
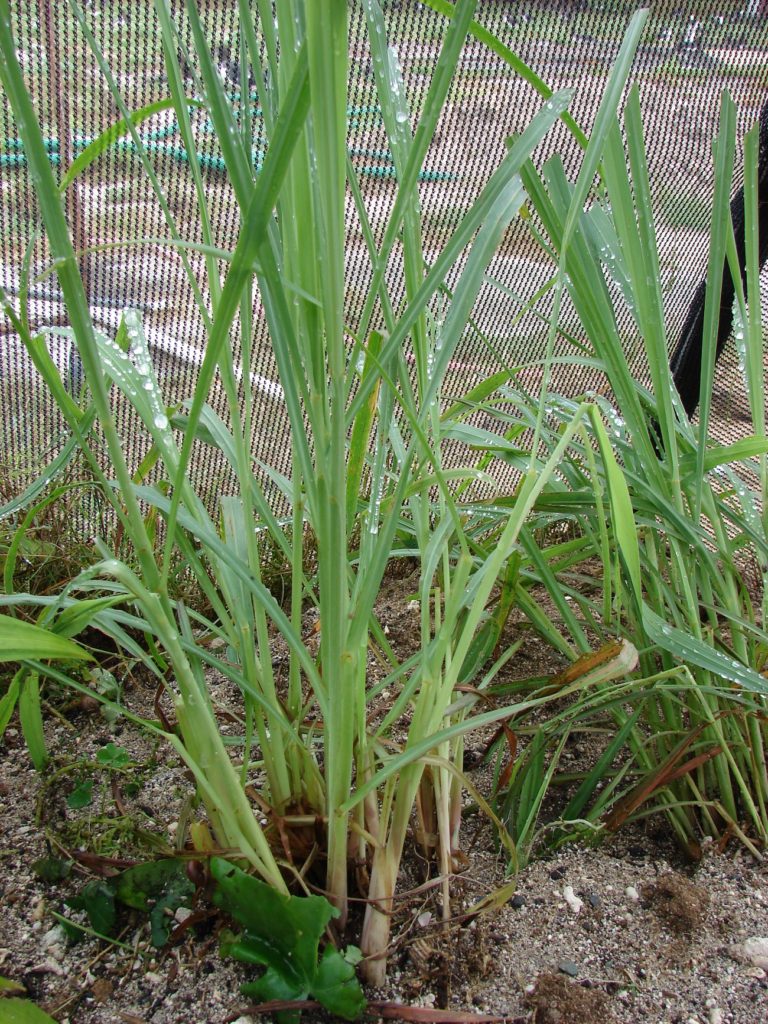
434;767;453;925
360;847;396;987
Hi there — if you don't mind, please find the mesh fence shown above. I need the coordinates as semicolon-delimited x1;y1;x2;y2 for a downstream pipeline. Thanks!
1;0;766;518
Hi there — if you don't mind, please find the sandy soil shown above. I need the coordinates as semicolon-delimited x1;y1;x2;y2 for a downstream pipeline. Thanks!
1;570;767;1024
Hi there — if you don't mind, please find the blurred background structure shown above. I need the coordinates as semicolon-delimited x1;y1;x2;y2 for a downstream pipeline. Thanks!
1;0;766;512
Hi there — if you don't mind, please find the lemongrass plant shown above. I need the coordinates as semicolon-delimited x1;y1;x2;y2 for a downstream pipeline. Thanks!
459;86;768;858
0;0;687;988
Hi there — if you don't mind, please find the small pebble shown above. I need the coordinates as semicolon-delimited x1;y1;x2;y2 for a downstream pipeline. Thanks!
742;936;768;970
708;1009;723;1024
41;925;67;951
549;866;566;880
510;894;526;909
625;885;640;901
563;885;584;914
30;958;66;977
557;960;579;977
588;893;602;909
144;971;163;986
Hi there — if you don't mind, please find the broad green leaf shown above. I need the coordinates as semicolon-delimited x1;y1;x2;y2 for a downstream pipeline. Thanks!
66;779;94;809
112;858;192;910
0;615;93;662
212;859;365;1021
0;976;26;994
19;671;47;770
313;944;367;1021
31;856;72;882
47;597;124;639
95;742;131;769
66;880;116;937
112;859;194;947
233;954;305;1024
0;998;58;1024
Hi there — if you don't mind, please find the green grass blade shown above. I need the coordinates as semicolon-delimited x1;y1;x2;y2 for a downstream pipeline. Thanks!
346;331;385;529
163;45;312;559
694;92;737;516
643;607;768;696
588;408;642;608
621;88;680;461
530;7;648;456
561;705;645;822
419;0;588;148
519;528;590;652
0;671;21;737
740;121;765;440
348;88;573;425
187;0;253;207
59;98;189;191
0;4;160;587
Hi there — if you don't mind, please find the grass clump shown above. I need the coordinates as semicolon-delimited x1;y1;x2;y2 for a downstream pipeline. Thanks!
469;84;768;863
0;1;766;1014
